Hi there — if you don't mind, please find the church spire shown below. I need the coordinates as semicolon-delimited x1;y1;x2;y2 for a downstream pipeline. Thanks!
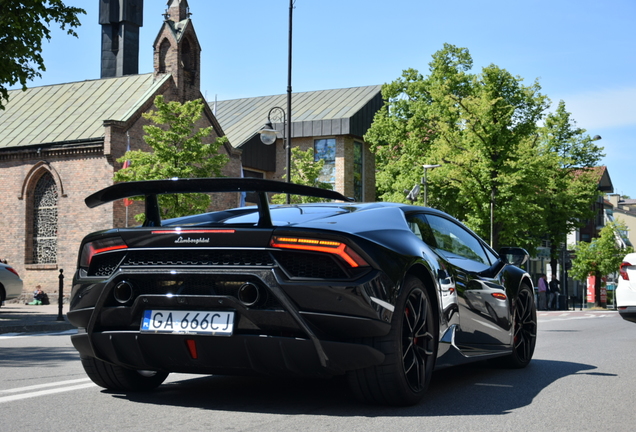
164;0;191;23
154;0;201;100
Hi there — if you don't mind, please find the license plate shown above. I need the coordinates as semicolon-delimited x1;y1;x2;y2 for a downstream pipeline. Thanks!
141;310;234;336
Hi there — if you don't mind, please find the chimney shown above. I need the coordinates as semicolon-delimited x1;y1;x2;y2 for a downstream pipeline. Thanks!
99;0;144;78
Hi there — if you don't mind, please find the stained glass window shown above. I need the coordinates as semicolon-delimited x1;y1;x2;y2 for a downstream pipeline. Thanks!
32;172;58;264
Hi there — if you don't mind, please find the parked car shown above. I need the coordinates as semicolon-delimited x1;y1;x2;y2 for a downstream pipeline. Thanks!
617;252;636;323
68;178;537;406
0;262;23;306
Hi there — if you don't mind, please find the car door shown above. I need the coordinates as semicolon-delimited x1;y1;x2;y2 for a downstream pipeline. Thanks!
407;213;511;346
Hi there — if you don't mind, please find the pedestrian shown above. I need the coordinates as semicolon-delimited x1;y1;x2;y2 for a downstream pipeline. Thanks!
538;274;548;310
548;274;560;310
28;285;48;305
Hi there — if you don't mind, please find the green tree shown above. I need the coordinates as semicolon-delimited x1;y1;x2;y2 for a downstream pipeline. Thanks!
114;95;229;221
271;147;333;204
366;44;549;251
569;221;633;308
0;0;85;109
539;101;605;278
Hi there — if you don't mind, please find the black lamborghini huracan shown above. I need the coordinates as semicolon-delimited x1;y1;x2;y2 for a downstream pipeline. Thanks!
68;178;537;406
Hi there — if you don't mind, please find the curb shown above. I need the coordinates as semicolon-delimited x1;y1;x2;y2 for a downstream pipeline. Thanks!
0;321;75;335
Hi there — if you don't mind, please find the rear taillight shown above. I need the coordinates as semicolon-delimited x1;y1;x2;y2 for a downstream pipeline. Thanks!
491;292;507;300
270;236;368;268
5;266;20;278
80;237;128;268
620;261;632;280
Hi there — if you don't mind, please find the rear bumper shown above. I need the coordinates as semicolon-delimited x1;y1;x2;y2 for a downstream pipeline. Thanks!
1;278;22;301
618;306;636;324
68;268;393;376
71;330;384;376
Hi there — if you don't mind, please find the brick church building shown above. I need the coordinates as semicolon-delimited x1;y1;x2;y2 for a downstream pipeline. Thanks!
0;0;241;298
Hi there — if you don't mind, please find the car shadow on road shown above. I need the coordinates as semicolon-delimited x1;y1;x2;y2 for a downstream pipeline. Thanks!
109;358;606;416
0;346;80;368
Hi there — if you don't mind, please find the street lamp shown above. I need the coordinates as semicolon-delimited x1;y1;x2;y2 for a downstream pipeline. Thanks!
422;164;441;207
259;106;291;203
259;106;286;149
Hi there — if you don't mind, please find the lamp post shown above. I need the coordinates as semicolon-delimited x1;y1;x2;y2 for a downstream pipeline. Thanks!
422;164;441;207
285;0;293;189
259;0;294;204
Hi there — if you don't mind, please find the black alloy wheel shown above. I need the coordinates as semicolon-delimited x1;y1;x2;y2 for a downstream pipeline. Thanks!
498;283;537;368
401;286;436;393
348;276;437;406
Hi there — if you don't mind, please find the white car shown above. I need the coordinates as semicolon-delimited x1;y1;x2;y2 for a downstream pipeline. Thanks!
0;263;23;306
617;252;636;323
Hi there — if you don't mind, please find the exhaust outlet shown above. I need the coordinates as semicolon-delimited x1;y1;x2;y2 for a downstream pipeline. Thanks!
113;281;135;304
237;282;261;307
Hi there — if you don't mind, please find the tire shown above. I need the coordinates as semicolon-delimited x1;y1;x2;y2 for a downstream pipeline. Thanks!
497;283;537;368
80;356;168;392
348;276;437;406
0;286;5;307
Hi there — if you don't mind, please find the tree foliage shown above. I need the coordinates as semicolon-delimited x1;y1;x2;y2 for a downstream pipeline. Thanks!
538;101;605;277
366;44;550;251
271;147;333;204
366;43;604;254
569;221;632;307
0;0;85;109
114;96;229;221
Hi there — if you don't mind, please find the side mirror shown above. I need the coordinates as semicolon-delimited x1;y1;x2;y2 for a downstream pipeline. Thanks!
499;247;529;267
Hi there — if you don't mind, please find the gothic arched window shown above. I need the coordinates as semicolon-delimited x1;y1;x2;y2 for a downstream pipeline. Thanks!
159;38;170;73
182;39;192;70
32;172;58;264
181;38;196;85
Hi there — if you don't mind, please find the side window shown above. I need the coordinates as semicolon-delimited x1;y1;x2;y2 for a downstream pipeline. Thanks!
406;214;437;247
425;214;489;265
483;244;498;266
407;220;422;240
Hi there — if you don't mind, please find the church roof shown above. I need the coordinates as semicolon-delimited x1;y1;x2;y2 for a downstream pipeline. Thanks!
213;85;383;148
0;73;170;149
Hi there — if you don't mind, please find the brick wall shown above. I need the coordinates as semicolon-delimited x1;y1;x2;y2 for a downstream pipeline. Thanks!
0;147;114;297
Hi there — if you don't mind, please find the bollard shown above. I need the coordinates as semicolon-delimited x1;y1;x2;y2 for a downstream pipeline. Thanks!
57;269;64;321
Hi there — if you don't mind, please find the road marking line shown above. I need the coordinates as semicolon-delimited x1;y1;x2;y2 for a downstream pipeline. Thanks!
539;315;613;322
0;378;92;394
0;329;76;340
0;383;96;404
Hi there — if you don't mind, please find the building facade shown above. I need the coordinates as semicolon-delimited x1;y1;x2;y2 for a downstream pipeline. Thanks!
0;0;241;297
214;86;383;202
607;194;636;247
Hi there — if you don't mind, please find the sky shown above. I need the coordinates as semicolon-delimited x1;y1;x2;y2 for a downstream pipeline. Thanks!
11;0;636;197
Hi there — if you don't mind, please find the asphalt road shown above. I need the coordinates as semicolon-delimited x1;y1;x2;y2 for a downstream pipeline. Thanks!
0;310;633;432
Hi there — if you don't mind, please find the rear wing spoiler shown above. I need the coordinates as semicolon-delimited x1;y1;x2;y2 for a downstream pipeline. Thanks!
85;177;353;227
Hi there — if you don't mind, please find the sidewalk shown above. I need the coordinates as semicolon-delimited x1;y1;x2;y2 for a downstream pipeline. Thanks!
0;301;75;334
0;301;619;335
